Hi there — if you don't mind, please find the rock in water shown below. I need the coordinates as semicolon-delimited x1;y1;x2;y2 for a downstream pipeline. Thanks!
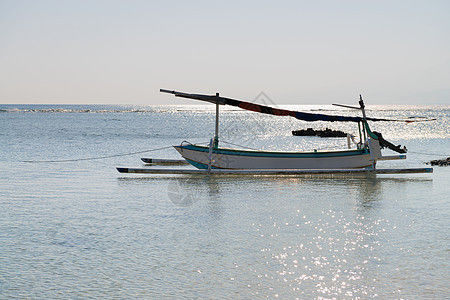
292;128;347;138
427;157;450;166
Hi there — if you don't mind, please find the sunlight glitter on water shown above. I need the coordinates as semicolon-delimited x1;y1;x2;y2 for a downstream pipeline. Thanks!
246;206;395;298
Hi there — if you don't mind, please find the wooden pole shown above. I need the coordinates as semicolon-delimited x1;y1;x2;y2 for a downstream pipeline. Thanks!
360;95;375;169
214;93;219;148
117;167;433;175
208;138;213;172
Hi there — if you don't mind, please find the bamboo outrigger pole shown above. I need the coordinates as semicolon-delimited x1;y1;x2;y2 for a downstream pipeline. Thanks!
117;167;433;175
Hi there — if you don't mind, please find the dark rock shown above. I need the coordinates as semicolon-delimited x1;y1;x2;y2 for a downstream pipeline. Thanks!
427;157;450;166
292;128;347;138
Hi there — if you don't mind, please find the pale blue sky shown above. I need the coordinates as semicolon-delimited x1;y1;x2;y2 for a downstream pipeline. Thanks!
1;0;449;105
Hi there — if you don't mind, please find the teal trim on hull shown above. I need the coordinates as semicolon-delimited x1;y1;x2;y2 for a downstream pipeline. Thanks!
175;145;368;158
363;120;379;140
184;158;216;169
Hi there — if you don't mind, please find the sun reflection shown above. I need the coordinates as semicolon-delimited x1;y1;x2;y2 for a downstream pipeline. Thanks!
249;206;395;298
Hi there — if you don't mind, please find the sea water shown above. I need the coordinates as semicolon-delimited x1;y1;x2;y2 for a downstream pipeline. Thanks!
0;104;449;299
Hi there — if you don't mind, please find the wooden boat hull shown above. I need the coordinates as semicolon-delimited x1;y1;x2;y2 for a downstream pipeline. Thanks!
174;144;374;169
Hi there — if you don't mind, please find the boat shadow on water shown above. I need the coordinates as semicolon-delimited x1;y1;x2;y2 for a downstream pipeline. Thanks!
117;174;432;208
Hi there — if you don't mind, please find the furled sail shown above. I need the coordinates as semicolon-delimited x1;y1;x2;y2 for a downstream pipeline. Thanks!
160;89;421;123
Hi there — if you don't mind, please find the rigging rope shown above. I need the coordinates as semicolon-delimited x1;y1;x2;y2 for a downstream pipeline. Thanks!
21;146;175;163
220;140;259;150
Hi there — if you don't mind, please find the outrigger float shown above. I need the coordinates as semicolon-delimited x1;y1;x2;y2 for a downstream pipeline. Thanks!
116;89;433;175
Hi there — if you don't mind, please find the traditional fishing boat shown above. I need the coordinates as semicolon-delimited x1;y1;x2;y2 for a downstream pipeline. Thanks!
160;89;411;170
117;89;433;175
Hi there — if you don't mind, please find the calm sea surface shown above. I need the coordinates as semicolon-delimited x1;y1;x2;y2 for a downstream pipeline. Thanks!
1;104;449;299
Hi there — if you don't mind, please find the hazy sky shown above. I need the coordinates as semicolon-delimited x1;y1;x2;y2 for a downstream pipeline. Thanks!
1;0;449;105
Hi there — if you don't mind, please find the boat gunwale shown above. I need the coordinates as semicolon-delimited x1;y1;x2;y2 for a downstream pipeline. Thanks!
174;144;369;158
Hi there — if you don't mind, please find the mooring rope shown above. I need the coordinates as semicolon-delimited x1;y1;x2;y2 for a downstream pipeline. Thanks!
408;151;450;157
21;143;449;163
21;146;175;163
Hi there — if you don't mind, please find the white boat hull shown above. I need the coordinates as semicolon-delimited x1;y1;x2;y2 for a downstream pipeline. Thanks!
174;144;374;169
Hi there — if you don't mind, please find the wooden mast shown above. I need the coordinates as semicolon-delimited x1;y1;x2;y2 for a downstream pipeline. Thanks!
214;93;220;148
